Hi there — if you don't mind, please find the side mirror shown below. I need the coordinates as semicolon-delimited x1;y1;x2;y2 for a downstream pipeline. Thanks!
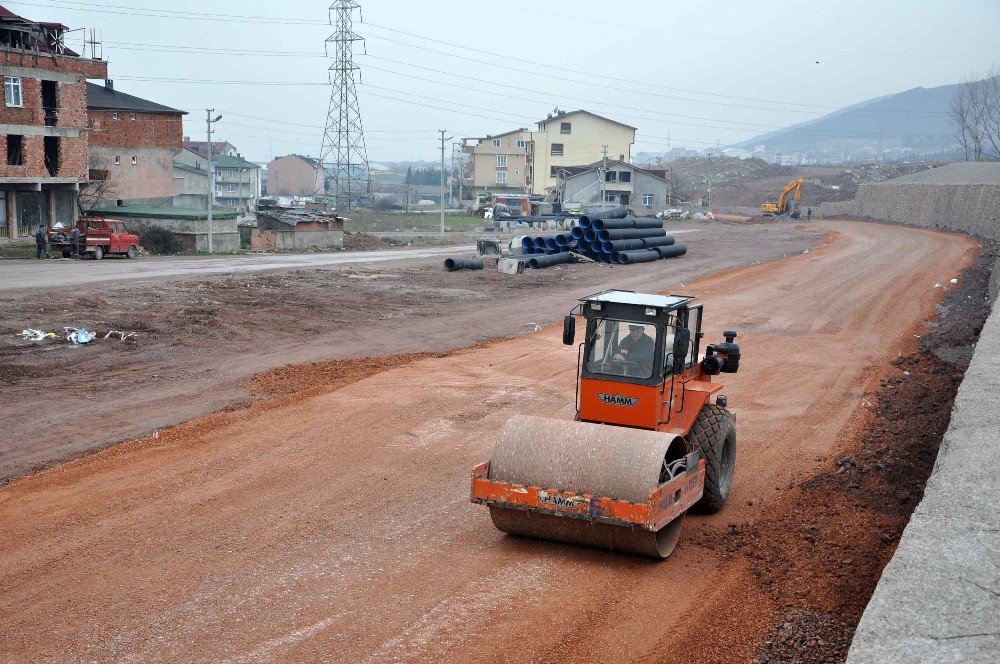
562;315;575;345
672;328;691;372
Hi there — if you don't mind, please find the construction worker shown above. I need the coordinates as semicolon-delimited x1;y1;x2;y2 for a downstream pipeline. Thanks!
615;324;655;375
34;225;50;259
69;225;80;259
807;207;813;221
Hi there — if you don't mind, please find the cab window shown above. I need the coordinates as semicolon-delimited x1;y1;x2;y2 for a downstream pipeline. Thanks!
586;319;657;379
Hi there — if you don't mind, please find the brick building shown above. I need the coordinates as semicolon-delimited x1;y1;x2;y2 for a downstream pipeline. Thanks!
85;80;185;206
268;154;324;197
0;7;107;239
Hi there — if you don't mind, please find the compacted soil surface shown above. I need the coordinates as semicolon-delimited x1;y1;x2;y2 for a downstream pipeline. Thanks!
0;222;815;484
0;221;982;662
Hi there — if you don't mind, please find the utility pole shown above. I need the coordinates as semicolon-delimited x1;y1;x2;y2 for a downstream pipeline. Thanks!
439;130;452;235
205;109;222;253
600;144;608;203
707;152;712;210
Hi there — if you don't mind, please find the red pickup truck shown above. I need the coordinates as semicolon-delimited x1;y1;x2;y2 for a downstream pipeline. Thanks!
48;218;140;260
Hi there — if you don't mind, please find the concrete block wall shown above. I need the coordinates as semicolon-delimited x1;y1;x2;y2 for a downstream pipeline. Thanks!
818;183;1000;240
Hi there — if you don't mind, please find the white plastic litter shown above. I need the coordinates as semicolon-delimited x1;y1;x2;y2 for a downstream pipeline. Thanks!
950;278;958;284
104;330;137;342
20;329;55;341
64;327;96;345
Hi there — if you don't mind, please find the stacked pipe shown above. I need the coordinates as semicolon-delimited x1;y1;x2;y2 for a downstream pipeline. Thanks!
515;207;686;267
573;213;686;265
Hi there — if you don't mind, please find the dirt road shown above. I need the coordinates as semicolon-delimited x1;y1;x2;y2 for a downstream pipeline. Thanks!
0;222;975;662
0;245;477;291
0;223;810;484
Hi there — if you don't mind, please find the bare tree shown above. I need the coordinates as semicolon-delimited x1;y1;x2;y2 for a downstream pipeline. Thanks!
949;67;1000;161
77;153;118;214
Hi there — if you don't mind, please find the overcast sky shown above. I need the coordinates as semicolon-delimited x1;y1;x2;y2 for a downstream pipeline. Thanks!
10;0;1000;164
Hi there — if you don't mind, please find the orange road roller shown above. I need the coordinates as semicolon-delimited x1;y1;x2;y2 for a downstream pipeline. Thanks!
471;289;741;558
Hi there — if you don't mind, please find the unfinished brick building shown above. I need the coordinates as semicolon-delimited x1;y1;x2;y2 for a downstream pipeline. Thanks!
0;7;107;240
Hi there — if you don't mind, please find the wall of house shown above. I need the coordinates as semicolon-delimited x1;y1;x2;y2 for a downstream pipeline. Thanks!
89;146;180;203
268;156;323;196
631;170;669;210
87;110;182;150
532;113;634;195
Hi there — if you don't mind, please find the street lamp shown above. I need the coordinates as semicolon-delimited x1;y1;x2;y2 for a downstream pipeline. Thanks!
206;110;223;253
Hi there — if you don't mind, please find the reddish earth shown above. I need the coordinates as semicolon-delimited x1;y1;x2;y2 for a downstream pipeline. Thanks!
0;221;979;662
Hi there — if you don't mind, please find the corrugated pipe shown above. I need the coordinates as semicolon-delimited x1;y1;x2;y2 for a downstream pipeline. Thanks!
616;249;660;264
444;257;484;271
527;252;572;269
602;238;646;252
520;236;535;252
570;226;586;240
655;244;687;259
598;228;667;242
642;236;676;248
632;218;665;229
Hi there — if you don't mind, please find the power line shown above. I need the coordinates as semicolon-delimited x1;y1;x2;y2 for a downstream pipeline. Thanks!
10;0;956;116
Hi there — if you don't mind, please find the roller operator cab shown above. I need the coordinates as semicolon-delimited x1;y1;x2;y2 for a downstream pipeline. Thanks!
565;290;739;433
471;289;742;559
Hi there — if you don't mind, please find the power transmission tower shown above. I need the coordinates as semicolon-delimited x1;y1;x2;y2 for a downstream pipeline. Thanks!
319;0;372;211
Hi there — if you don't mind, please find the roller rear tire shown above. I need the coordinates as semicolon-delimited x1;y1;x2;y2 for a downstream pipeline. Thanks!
688;404;736;513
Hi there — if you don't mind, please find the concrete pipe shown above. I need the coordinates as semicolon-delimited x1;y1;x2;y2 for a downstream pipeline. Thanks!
444;257;484;271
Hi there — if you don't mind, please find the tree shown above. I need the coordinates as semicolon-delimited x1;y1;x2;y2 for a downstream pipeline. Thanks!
404;166;413;185
77;153;118;214
949;67;1000;161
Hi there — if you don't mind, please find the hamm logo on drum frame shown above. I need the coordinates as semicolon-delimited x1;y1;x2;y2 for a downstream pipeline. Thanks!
597;393;639;407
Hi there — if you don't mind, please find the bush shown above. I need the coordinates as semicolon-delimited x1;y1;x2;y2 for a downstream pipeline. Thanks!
134;224;183;255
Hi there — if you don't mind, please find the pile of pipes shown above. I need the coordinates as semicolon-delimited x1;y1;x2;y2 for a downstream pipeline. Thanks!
516;206;686;265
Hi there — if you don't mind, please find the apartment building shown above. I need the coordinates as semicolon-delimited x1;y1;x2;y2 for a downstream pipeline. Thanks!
213;153;260;211
465;110;636;197
0;8;107;239
463;128;532;195
532;110;635;195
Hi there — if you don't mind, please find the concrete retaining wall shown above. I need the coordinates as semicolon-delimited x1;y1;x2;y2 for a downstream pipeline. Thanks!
817;183;1000;240
846;262;1000;663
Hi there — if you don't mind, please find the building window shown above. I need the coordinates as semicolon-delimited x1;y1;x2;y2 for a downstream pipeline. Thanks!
605;171;617;182
491;139;501;147
550;143;563;156
560;122;571;134
3;76;22;107
516;140;526;149
619;171;631;183
129;113;137;121
112;112;119;120
496;171;506;184
6;134;24;165
114;155;121;165
496;155;507;168
605;193;617;202
131;156;137;165
642;194;653;206
227;184;237;192
550;166;560;178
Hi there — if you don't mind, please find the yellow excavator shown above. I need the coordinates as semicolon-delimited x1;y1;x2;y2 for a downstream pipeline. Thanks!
761;177;804;218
